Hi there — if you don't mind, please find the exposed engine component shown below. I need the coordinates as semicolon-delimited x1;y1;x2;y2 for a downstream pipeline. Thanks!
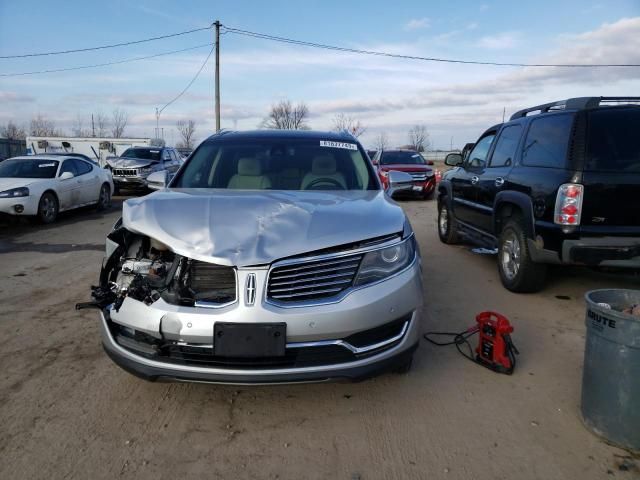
80;225;237;312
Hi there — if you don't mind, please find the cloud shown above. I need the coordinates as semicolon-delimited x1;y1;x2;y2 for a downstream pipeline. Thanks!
477;31;521;49
0;91;36;103
480;4;490;11
404;18;430;31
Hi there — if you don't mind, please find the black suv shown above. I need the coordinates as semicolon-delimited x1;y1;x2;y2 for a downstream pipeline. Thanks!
437;97;640;292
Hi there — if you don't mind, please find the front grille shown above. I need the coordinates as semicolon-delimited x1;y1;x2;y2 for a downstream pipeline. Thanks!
187;260;236;304
267;253;363;302
409;172;428;181
113;168;137;176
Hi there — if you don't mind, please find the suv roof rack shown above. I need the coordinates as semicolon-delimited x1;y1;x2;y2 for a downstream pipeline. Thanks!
510;96;640;120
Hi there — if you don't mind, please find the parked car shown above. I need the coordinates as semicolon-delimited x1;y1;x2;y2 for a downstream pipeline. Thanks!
82;130;422;384
0;155;113;223
438;96;640;292
106;146;182;194
373;149;436;199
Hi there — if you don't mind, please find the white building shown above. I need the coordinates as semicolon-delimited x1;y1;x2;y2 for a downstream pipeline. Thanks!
25;136;155;167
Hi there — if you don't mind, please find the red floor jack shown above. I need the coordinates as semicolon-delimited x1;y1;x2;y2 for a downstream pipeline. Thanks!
424;311;519;374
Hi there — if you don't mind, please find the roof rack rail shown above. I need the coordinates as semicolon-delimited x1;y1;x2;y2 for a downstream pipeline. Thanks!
510;96;640;120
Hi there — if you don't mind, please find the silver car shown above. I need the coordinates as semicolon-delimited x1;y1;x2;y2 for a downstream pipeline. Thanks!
106;147;182;193
83;130;423;384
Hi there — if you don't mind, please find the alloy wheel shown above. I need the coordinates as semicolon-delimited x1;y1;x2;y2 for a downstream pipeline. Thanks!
501;230;521;280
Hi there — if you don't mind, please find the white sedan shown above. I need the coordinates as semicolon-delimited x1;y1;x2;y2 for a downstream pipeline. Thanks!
0;155;114;223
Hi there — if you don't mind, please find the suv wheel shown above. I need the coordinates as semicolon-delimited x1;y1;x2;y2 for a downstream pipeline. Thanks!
498;218;546;292
437;199;459;244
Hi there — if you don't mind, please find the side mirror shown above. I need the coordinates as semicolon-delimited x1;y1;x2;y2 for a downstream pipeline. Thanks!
445;153;463;167
387;170;414;198
59;171;74;180
146;170;167;190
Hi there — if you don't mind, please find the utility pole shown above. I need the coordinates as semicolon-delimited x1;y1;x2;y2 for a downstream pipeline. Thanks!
214;20;221;132
155;108;160;139
91;114;95;137
502;107;506;123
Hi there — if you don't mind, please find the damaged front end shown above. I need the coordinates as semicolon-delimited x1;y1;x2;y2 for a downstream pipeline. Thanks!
78;219;236;313
76;219;237;356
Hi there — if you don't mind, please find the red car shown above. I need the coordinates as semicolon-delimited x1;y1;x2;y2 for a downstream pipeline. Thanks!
372;149;436;199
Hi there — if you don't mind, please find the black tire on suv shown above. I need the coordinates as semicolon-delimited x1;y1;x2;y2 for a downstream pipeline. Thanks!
437;199;459;244
497;216;547;292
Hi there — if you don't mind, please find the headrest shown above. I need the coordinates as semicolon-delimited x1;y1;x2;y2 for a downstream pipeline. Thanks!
237;157;262;176
311;155;336;175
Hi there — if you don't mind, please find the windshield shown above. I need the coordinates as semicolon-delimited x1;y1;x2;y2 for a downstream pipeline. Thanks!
0;159;59;178
121;148;162;162
585;108;640;173
172;138;378;191
380;151;425;165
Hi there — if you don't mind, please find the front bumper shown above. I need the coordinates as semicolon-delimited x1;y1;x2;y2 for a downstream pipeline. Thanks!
100;259;423;384
113;176;148;187
0;195;39;216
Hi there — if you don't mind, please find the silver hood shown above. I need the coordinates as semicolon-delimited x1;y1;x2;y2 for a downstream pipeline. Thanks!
106;157;155;169
122;189;405;267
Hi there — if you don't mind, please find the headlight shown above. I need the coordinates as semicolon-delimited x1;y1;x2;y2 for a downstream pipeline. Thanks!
354;236;416;287
0;187;29;198
139;167;152;174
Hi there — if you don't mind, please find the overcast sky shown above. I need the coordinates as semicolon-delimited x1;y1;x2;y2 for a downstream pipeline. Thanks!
1;0;639;149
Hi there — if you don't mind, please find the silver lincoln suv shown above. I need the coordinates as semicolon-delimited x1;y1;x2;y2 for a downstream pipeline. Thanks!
80;130;423;384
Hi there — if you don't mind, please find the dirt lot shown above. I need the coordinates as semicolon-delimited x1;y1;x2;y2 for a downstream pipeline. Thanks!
0;197;638;480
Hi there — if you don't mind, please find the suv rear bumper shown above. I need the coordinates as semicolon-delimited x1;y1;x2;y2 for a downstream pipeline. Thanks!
563;237;640;267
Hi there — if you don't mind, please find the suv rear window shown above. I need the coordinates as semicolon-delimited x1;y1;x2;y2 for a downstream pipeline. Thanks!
585;108;640;173
522;114;573;168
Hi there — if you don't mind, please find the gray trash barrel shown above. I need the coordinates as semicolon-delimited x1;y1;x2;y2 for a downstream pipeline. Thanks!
582;289;640;452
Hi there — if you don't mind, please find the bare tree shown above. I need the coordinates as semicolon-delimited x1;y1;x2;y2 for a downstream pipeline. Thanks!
30;114;63;136
262;99;310;130
332;113;366;138
374;132;389;152
0;121;27;140
408;124;430;152
111;108;128;138
176;119;197;149
72;115;92;137
94;112;109;137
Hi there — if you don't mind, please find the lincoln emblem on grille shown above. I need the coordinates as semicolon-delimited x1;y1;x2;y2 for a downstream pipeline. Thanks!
245;273;257;306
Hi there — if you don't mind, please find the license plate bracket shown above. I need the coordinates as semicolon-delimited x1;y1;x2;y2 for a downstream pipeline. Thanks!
213;323;286;357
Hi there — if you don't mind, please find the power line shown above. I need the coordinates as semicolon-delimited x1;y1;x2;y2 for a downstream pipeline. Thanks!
0;26;212;59
158;45;215;115
222;25;640;68
0;43;213;77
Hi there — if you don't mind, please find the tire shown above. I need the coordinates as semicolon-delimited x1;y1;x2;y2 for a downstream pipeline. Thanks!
392;356;413;375
96;183;111;211
37;192;58;224
437;198;459;244
498;217;547;292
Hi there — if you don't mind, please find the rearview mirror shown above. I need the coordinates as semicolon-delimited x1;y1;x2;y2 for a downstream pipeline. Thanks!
59;171;74;180
445;153;463;167
146;170;167;190
387;170;414;198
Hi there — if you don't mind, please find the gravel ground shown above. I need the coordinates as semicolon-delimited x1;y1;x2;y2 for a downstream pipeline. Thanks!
0;196;638;479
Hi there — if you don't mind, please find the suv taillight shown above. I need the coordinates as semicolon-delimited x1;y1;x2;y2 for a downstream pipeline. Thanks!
554;183;584;225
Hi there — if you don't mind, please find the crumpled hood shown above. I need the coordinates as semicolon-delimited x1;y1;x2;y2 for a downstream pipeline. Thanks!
106;157;155;169
122;189;405;267
0;178;36;191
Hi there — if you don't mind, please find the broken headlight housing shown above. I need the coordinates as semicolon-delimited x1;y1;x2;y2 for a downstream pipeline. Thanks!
353;236;416;287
